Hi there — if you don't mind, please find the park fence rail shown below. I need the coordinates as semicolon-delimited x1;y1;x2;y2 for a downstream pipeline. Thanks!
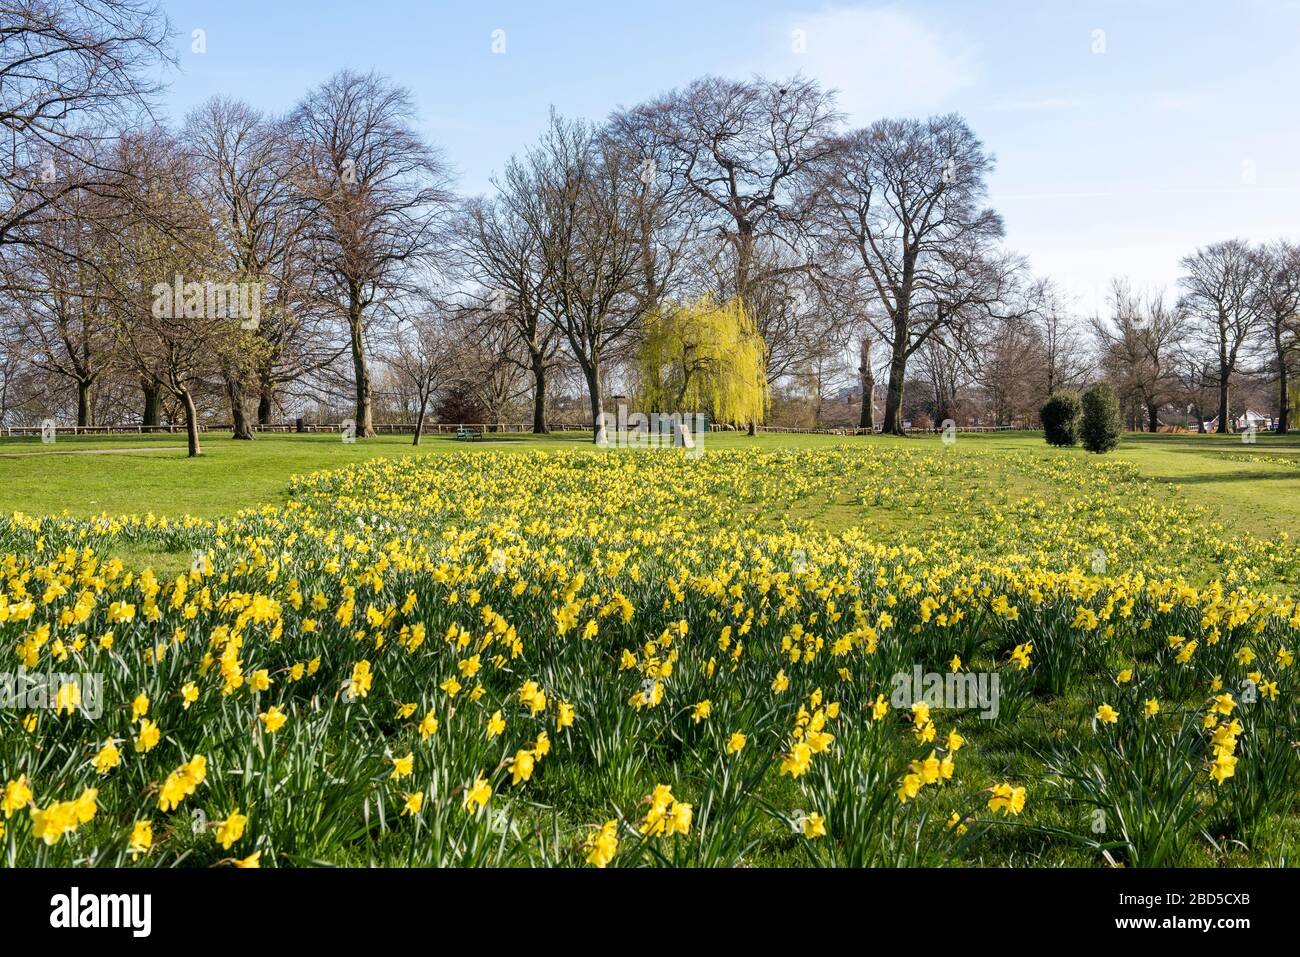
0;422;594;438
1;422;1031;438
737;424;1028;435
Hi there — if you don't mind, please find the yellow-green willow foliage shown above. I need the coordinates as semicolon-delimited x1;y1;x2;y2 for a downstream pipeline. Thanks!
636;296;767;426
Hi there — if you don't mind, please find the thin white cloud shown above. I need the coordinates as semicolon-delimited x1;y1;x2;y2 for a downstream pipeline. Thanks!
994;96;1090;112
1144;92;1205;111
755;5;979;120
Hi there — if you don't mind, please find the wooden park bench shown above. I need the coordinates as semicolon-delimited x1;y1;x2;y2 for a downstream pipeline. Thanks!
455;426;482;441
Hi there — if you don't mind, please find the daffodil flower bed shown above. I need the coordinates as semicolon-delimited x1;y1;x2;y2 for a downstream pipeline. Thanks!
1;448;1297;867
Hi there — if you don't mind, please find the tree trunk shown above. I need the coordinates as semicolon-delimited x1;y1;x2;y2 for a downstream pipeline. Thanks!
76;380;92;428
1276;344;1290;433
881;337;908;434
1217;374;1230;434
228;376;255;440
735;221;754;304
348;287;375;437
530;352;549;434
180;389;202;457
737;219;756;442
858;338;875;431
257;388;273;427
585;363;605;444
142;379;161;429
1147;402;1159;434
413;394;427;446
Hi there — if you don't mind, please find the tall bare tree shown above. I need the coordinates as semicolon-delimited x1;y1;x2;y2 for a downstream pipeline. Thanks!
1024;277;1088;398
821;115;1010;433
3;163;118;425
1178;240;1263;433
386;302;455;445
514;113;648;442
0;0;173;254
1091;280;1185;432
459;310;529;431
287;70;454;437
109;129;229;456
457;192;561;433
616;76;840;433
1254;240;1300;433
617;76;839;304
185;98;300;438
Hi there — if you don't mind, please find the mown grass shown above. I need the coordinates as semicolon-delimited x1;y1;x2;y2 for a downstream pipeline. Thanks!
5;427;1299;601
5;428;1300;590
5;428;1300;532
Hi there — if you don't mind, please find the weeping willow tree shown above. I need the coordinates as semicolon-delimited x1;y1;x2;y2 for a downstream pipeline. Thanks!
636;296;767;428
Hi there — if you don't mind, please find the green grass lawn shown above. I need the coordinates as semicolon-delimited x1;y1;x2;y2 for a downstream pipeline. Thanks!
0;430;589;517
6;427;1299;586
4;429;1300;541
0;429;893;517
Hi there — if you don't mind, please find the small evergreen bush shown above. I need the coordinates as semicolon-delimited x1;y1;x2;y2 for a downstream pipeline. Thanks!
1081;383;1122;454
1040;391;1082;447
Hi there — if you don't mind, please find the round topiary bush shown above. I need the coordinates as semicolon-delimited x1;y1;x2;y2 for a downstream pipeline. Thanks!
1081;383;1122;454
1040;390;1082;447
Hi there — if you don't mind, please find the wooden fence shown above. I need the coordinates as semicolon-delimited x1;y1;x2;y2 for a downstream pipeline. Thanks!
741;424;1027;435
0;422;592;438
1;421;1030;439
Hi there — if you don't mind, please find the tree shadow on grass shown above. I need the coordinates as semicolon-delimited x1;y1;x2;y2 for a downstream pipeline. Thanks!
1144;469;1300;485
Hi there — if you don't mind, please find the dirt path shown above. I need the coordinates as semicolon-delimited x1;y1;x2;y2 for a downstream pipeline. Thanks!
0;446;178;458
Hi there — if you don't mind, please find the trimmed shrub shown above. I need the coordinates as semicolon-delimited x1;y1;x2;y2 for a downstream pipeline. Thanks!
1081;383;1122;454
1040;391;1082;447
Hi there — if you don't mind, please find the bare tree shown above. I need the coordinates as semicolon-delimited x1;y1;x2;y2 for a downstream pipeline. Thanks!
457;191;561;433
857;335;876;429
287;70;454;437
0;0;173;253
460;311;529;430
602;110;702;316
1179;240;1263;433
616;76;839;305
514;113;648;442
386;302;455;445
921;331;975;423
1254;240;1300;432
616;76;840;433
2;162;119;425
821;115;1010;433
184;98;344;433
1091;280;1185;432
109;129;229;456
184;98;299;438
1024;277;1088;398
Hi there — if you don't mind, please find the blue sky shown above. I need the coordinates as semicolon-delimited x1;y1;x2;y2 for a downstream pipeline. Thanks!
160;0;1300;314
